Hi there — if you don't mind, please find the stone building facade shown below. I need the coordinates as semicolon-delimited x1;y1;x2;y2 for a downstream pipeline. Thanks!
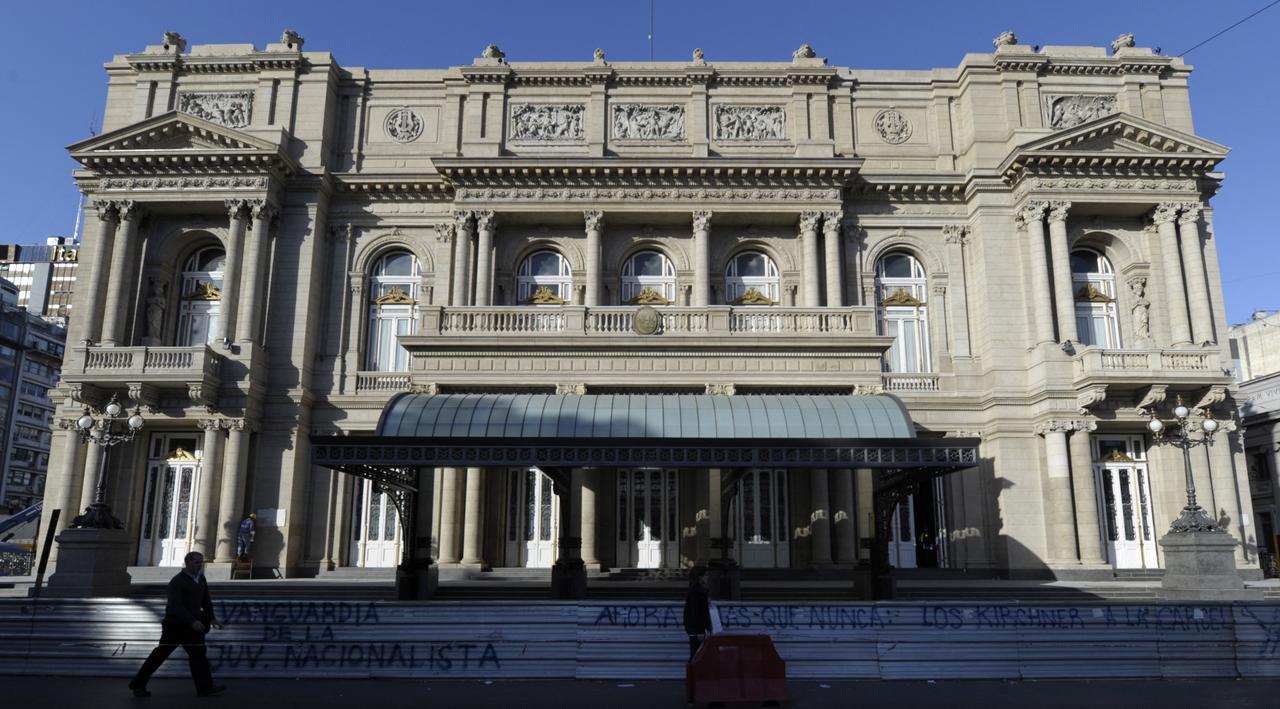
39;30;1257;580
1233;310;1280;575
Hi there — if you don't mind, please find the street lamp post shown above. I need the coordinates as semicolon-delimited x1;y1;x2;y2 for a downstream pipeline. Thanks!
1146;395;1219;534
70;394;145;530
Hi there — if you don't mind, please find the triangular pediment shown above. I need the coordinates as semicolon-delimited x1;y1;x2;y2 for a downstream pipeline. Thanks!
1001;113;1228;179
68;110;283;160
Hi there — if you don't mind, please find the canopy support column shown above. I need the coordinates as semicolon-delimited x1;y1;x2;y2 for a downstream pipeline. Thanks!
547;468;586;599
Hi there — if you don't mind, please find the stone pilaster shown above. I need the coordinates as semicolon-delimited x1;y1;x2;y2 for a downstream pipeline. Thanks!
1177;204;1214;344
942;225;972;357
822;211;844;307
1017;201;1055;345
460;466;484;565
1153;202;1191;346
799;211;822;307
473;211;497;306
451;211;474;306
1046;200;1078;344
692;210;712;307
583;210;603;306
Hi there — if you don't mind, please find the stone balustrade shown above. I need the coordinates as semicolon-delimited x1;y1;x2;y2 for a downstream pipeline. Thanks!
355;372;412;393
1074;347;1224;384
881;372;942;393
78;345;220;377
422;305;878;338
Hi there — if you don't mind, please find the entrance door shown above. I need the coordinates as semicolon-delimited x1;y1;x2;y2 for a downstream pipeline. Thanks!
1095;438;1157;569
349;479;401;568
137;436;201;566
888;496;917;568
732;470;790;568
505;468;558;568
616;469;678;569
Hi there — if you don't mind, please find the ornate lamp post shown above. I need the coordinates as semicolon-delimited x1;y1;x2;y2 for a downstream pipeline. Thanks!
1146;395;1219;533
70;394;144;529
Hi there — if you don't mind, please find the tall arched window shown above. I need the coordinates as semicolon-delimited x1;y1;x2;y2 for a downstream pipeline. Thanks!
725;251;780;305
177;246;225;346
1072;249;1121;348
366;251;420;372
517;250;572;304
875;252;931;373
621;250;676;304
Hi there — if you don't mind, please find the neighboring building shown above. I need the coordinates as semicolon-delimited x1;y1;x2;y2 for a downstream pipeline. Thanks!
0;289;64;513
1233;310;1280;574
40;30;1254;582
0;238;80;327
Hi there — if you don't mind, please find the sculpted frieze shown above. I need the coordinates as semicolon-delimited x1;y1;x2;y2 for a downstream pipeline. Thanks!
612;104;685;141
509;104;585;141
101;176;270;192
1014;176;1198;201
176;91;253;128
454;186;842;203
1045;94;1117;129
713;105;786;141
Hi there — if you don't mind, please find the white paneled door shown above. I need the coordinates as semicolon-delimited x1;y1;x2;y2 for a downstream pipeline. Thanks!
1094;437;1158;569
616;469;678;569
137;434;202;567
350;479;401;568
732;470;790;568
505;468;558;568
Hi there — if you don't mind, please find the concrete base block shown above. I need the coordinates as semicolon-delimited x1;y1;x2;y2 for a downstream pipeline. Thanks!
551;559;586;599
396;560;438;600
43;528;134;598
707;558;741;601
1158;530;1263;601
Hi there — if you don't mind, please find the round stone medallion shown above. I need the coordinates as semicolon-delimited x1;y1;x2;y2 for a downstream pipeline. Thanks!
632;306;661;336
384;107;424;143
874;108;912;145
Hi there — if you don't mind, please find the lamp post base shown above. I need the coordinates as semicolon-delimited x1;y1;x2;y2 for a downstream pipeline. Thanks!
1158;530;1262;601
42;528;134;598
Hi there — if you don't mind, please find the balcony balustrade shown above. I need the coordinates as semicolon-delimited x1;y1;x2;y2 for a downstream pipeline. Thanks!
1073;347;1226;384
423;305;878;338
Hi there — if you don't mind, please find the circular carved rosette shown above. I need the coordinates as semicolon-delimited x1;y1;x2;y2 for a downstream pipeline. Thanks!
384;107;424;143
874;109;912;145
632;306;661;336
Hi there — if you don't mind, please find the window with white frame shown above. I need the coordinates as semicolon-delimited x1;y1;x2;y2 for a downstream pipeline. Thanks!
621;250;676;304
176;246;225;346
516;250;573;304
365;251;420;372
1071;249;1121;348
875;252;931;373
725;251;780;304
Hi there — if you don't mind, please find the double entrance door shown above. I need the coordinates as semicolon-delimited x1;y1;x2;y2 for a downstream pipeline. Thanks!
506;468;559;568
137;434;203;567
616;469;679;569
349;479;402;568
729;470;790;568
887;478;946;569
1094;437;1158;569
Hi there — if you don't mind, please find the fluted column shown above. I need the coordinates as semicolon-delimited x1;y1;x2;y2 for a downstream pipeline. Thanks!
833;469;856;564
583;211;604;306
799;211;822;307
1018;201;1055;345
83;201;120;343
1153;203;1191;346
214;420;253;563
192;419;224;557
99;201;143;346
235;201;276;344
1037;422;1077;563
822;212;844;307
810;469;832;565
1046;201;1078;344
218;200;250;344
580;468;599;566
473;211;497;306
1068;423;1106;564
460;466;484;565
692;210;712;307
437;467;461;564
1177;204;1214;344
451;212;474;306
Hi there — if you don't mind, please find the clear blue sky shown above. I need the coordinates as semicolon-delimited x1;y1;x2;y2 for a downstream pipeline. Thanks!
2;1;1276;323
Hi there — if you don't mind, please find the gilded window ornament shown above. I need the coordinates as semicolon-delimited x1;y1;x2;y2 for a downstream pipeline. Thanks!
167;447;199;462
874;108;912;145
1106;449;1137;463
1075;284;1114;303
626;288;671;305
521;286;567;305
184;281;222;301
880;288;925;307
384;108;424;143
730;288;777;306
373;286;417;305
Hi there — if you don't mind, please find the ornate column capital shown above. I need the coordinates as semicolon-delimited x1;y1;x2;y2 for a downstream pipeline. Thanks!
1016;200;1049;228
348;272;366;295
942;224;970;244
93;200;121;222
197;418;224;432
798;211;822;232
474;209;497;231
247;199;277;224
117;199;143;223
704;383;735;396
692;210;713;232
1151;202;1182;226
583;209;604;232
821;211;843;237
225;199;251;220
433;222;456;243
555;383;587;395
1047;200;1072;224
453;210;475;233
1178;203;1203;225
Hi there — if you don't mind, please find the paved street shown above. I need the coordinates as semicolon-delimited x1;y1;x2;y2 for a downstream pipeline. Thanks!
6;677;1280;708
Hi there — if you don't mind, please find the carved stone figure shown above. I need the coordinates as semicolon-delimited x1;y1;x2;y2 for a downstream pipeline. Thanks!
162;32;186;53
993;31;1017;49
874;109;912;144
692;47;706;64
177;91;253;128
1129;277;1151;345
146;279;167;338
714;105;786;141
612;105;685;140
384;108;423;143
593;47;606;64
1046;95;1117;129
1111;33;1135;54
482;44;505;60
280;29;304;49
510;104;585;141
792;43;816;59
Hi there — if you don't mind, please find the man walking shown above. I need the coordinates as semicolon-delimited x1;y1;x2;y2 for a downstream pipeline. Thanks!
128;551;226;697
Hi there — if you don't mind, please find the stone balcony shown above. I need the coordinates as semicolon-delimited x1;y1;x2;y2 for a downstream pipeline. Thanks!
65;345;223;408
1072;347;1229;386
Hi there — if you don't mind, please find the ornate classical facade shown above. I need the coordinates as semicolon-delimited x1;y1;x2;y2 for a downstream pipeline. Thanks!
39;30;1258;581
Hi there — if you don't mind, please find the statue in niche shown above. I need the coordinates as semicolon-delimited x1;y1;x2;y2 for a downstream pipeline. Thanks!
1129;277;1151;345
146;279;168;339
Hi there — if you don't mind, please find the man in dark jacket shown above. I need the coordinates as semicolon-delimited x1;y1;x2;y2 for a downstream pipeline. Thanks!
683;566;713;662
128;551;226;697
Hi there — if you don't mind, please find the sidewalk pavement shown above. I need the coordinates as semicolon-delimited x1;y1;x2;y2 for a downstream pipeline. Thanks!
6;677;1280;708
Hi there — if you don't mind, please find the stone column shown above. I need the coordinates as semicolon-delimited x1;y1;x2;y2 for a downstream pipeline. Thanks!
584;211;604;306
473;211;497;306
810;469;832;565
1046;201;1078;344
822;212;844;307
46;428;84;547
1068;423;1106;564
214;420;253;563
799;211;823;307
1153;202;1192;346
692;210;712;307
580;468;599;566
1037;422;1078;563
433;223;456;306
99;202;143;346
451;211;474;306
437;467;461;564
83;201;121;343
191;419;224;557
1177;204;1214;344
460;466;484;565
218;200;250;344
1018;201;1055;345
942;225;972;357
235;201;276;344
552;468;586;598
847;223;865;306
77;441;105;515
833;469;857;564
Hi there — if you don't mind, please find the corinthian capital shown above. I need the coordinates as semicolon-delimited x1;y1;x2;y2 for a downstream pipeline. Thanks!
225;199;250;220
798;211;822;233
941;225;969;244
692;210;713;232
93;200;120;222
1046;200;1071;224
583;210;604;232
1178;203;1203;225
474;210;497;231
822;211;843;236
433;222;455;243
1017;200;1049;227
117;200;142;222
1151;202;1181;226
453;210;474;232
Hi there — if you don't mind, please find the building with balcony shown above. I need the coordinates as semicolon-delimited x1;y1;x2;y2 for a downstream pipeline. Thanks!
1233;310;1280;575
38;30;1255;584
1;289;65;513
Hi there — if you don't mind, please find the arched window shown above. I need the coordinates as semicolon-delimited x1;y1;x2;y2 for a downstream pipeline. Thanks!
875;252;930;373
176;245;225;346
621;250;676;304
1071;249;1121;348
725;251;780;305
517;250;573;304
365;251;420;371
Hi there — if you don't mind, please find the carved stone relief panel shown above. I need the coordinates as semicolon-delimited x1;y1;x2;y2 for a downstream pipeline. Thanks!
176;91;253;128
384;108;424;143
713;105;786;141
509;104;585;142
611;104;685;140
1044;94;1117;129
874;109;912;144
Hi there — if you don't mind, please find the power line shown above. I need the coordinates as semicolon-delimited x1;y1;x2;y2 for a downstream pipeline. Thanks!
1177;0;1280;56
